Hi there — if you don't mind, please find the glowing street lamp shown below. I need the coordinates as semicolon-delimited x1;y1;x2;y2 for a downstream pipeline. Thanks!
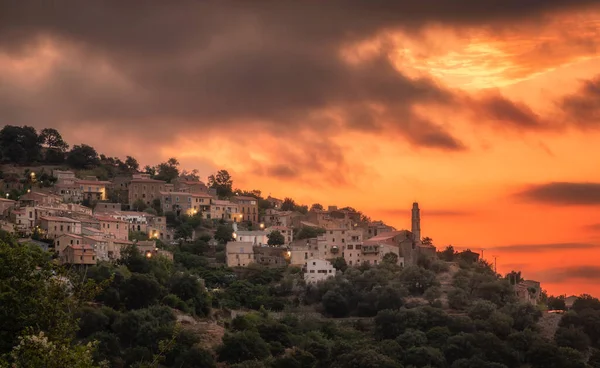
145;251;152;259
232;233;237;239
259;223;265;229
5;193;8;198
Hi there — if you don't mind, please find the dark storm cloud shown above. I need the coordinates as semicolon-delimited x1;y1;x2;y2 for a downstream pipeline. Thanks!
0;0;598;176
560;75;600;128
516;182;600;205
534;266;600;283
487;242;599;252
476;96;547;130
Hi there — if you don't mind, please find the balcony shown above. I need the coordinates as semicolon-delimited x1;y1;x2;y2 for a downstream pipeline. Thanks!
330;245;339;254
361;245;379;254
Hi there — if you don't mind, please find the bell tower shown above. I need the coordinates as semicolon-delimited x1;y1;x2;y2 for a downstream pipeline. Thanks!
411;202;421;245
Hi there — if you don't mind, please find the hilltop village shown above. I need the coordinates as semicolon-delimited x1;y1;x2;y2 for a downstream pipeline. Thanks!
0;164;435;281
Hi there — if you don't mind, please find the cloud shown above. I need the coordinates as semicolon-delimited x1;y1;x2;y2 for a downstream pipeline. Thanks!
487;242;599;253
560;75;600;128
584;223;600;231
516;182;600;205
534;266;600;283
0;1;599;185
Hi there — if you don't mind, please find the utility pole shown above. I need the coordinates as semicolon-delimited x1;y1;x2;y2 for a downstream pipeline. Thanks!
481;249;484;260
492;255;498;274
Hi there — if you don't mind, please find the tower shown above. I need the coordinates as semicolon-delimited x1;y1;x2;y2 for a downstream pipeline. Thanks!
411;202;421;245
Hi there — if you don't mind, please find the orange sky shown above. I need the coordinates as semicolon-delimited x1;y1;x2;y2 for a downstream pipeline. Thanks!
1;2;600;296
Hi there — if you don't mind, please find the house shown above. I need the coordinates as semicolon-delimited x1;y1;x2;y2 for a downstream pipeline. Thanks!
55;182;82;203
108;239;134;260
53;170;76;181
55;234;83;254
360;231;414;267
565;296;578;310
76;178;110;201
160;191;212;215
225;241;255;267
209;199;241;221
235;230;268;246
232;196;259;223
263;209;295;227
20;191;62;207
289;236;330;266
174;180;210;194
83;235;110;262
128;174;167;206
304;259;336;284
515;280;541;305
94;202;122;213
0;198;16;218
61;244;96;265
265;226;293;244
366;221;396;239
39;216;82;238
253;246;288;267
266;196;283;209
95;215;129;241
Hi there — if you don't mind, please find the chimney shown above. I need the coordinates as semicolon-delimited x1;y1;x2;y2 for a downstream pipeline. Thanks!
411;202;421;245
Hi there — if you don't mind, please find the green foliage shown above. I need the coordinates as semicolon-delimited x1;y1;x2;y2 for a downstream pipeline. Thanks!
295;226;326;240
217;331;270;364
67;144;100;169
154;157;180;183
208;170;233;198
267;230;285;246
215;224;234;243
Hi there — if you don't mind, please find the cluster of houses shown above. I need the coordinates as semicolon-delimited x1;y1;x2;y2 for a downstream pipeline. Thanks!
225;202;437;284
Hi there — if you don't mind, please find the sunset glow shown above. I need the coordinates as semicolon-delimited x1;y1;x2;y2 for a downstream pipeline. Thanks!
2;2;600;296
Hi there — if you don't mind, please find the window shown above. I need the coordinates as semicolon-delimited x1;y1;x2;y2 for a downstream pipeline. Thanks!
349;261;352;265
329;270;332;273
329;231;333;234
332;238;335;242
70;240;73;245
347;244;353;250
309;270;315;273
374;260;378;264
67;226;70;232
342;239;345;243
313;261;316;265
60;225;63;231
248;254;251;259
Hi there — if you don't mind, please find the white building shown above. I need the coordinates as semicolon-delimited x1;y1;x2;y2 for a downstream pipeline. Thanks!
235;230;268;246
304;259;336;284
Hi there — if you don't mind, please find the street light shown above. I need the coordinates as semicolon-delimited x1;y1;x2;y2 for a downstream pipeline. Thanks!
5;193;8;198
259;223;265;229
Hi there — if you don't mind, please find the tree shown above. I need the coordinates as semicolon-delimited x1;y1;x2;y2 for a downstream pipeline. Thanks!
281;198;296;211
322;290;349;318
217;331;270;364
422;237;433;246
155;157;180;183
547;295;567;310
0;125;42;164
125;156;139;171
67;144;100;169
555;326;590;352
331;257;348;272
208;170;233;198
120;273;163;309
132;199;148;212
382;252;399;265
295;226;326;240
311;203;324;211
0;240;98;361
215;224;234;243
267;231;285;246
40;128;69;164
439;245;457;261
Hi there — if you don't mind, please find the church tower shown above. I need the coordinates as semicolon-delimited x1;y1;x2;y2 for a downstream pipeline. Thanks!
411;202;421;245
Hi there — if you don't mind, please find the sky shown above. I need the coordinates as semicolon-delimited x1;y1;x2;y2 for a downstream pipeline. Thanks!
1;1;600;296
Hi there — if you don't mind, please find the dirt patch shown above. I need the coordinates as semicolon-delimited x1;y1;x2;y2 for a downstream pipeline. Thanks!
538;312;562;340
173;310;225;350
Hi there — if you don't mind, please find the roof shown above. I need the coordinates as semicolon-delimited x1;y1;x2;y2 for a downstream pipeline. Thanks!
226;241;255;250
94;215;127;222
236;231;267;236
130;178;165;184
83;226;102;233
40;216;81;223
233;196;257;201
113;239;133;244
367;230;408;242
76;180;111;185
66;244;94;250
83;235;107;243
56;234;83;239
